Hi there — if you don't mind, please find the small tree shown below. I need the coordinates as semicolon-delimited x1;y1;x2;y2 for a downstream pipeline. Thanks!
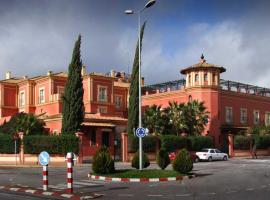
156;148;170;170
92;146;115;174
62;35;84;134
131;151;150;169
173;149;193;173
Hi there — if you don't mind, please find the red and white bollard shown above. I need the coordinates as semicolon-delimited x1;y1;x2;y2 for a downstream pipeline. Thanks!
43;165;48;191
66;152;73;193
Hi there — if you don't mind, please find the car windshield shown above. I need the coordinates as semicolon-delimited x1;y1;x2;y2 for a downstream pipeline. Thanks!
215;149;221;153
200;149;209;152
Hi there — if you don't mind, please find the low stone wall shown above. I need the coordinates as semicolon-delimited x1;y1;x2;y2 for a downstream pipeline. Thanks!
0;154;69;165
234;148;270;157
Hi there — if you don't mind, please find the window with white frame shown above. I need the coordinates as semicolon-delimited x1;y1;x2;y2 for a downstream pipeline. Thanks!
225;107;233;124
19;91;25;107
265;112;270;126
115;95;122;109
195;74;199;82
39;88;45;104
240;108;247;124
253;110;260;125
98;86;107;102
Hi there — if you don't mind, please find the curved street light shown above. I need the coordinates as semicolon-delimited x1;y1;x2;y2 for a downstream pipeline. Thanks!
124;0;156;171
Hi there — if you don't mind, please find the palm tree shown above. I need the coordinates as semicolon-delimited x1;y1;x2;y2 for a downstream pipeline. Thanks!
165;101;187;136
185;100;209;135
143;105;164;136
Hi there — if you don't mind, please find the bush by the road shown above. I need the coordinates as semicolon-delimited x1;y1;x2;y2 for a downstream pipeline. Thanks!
0;134;20;153
234;135;250;150
92;146;115;174
24;135;79;154
189;136;213;151
156;148;170;170
255;135;270;149
172;149;193;174
132;151;150;169
161;135;190;152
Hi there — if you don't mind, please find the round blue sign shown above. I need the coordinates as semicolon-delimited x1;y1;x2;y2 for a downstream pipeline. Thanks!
39;151;50;166
136;127;146;138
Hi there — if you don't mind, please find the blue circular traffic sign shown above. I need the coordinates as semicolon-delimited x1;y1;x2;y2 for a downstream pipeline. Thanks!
136;128;146;138
39;151;50;166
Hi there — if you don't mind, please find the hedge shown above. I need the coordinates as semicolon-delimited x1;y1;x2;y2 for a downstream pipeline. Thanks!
161;135;191;152
128;135;158;153
234;135;250;150
255;135;270;149
24;135;79;154
0;134;20;154
189;136;213;151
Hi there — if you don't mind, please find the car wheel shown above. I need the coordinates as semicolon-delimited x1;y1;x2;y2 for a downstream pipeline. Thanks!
208;156;212;162
223;156;228;161
194;157;199;163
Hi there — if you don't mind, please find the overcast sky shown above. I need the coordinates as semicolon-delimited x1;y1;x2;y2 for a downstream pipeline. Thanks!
0;0;270;86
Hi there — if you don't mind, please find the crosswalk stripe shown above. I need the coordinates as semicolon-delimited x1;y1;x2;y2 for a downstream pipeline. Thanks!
73;181;99;186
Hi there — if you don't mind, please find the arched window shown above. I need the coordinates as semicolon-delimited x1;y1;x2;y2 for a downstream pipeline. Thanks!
195;74;199;82
212;73;216;82
189;95;192;102
204;73;208;81
188;75;191;83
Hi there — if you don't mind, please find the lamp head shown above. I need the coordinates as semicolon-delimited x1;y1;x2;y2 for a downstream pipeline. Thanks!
145;0;156;8
124;10;134;14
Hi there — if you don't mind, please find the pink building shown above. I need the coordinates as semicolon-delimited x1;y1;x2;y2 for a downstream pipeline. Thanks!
0;68;129;160
142;55;270;152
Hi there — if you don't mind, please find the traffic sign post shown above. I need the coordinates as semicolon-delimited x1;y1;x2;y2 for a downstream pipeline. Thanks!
136;128;146;170
13;133;19;166
39;151;50;191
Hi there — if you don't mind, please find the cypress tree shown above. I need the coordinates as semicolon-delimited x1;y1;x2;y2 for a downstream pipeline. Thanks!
127;22;146;135
61;35;84;134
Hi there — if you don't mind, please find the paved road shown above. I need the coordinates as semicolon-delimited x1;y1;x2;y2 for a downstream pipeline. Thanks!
1;158;270;199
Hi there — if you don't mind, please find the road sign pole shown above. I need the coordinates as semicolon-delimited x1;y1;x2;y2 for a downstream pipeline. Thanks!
139;137;142;170
42;165;48;191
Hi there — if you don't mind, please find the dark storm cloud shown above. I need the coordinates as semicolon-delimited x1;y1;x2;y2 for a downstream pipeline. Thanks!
0;0;270;87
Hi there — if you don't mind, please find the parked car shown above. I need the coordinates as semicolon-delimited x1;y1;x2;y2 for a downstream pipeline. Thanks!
169;151;199;163
196;148;228;162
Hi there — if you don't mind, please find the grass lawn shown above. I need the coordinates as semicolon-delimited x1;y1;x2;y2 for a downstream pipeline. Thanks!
93;169;182;178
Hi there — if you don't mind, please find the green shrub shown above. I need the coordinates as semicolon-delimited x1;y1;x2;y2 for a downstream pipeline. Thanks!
172;149;193;174
234;135;250;150
156;148;170;170
161;135;190;152
189;136;213;151
92;146;115;174
131;151;150;169
0;134;20;153
255;135;270;149
128;135;159;153
24;135;79;154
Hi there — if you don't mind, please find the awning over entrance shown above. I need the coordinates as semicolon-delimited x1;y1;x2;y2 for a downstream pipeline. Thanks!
82;122;116;127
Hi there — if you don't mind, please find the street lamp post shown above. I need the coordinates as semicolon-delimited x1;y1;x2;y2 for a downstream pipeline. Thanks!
125;0;156;170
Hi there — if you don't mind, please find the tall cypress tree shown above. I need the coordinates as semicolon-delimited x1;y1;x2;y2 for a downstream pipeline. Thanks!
61;35;84;134
127;22;146;135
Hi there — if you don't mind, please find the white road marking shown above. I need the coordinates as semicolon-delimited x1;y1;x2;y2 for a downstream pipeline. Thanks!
246;188;254;191
42;192;53;196
176;194;192;197
0;186;5;189
61;194;73;198
73;181;98;186
202;192;216;195
25;190;36;194
9;188;20;191
148;194;163;197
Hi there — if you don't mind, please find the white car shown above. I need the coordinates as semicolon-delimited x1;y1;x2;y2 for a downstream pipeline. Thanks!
196;148;228;162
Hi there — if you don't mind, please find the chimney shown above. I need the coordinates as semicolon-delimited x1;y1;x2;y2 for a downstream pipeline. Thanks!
47;70;53;76
23;75;28;80
5;72;11;79
81;65;87;76
110;70;116;77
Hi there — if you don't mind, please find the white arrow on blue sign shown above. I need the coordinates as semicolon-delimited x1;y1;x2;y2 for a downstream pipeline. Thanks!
39;151;50;166
136;127;146;138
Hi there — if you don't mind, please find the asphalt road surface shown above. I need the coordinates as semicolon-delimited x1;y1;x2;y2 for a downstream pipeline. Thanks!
1;158;270;199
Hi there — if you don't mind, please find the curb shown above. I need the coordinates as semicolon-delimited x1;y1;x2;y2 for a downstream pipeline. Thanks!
88;173;196;182
0;185;102;199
